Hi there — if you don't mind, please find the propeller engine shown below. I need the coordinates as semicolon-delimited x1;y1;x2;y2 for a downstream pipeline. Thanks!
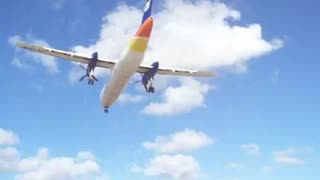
79;52;99;85
141;62;159;93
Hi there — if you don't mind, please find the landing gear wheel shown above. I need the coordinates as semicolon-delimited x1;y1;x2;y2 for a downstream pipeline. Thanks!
148;86;155;93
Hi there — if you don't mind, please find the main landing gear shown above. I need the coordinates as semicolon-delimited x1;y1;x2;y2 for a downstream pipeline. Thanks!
148;86;155;93
145;78;155;93
144;83;155;93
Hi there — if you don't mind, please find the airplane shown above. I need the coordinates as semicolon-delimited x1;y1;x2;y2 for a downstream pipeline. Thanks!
16;0;214;113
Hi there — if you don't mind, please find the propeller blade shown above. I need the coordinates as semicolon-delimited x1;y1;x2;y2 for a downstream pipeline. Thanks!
92;75;98;82
79;75;86;82
78;64;87;71
131;80;141;84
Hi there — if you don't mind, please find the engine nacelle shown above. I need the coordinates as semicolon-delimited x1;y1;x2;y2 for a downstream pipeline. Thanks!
88;52;98;73
142;62;159;86
92;52;98;60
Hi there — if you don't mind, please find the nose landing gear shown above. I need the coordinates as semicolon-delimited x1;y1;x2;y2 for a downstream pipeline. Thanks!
88;79;94;85
104;107;109;113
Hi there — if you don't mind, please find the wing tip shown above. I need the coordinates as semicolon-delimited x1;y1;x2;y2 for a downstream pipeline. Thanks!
208;72;215;77
16;42;36;50
198;71;215;77
16;41;25;48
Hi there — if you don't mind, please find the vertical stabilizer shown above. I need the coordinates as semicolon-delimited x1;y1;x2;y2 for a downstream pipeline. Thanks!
141;0;153;24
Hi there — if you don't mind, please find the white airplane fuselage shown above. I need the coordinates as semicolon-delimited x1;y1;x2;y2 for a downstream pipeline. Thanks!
100;18;153;109
100;50;145;108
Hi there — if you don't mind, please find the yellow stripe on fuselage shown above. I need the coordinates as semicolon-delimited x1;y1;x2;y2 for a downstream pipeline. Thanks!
129;37;149;53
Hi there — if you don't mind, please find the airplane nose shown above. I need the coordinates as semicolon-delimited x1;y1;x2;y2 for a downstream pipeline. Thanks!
135;17;153;38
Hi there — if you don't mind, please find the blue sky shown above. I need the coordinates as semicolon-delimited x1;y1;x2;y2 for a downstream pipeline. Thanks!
1;0;319;180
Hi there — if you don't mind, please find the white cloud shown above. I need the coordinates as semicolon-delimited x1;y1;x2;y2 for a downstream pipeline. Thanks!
274;154;304;165
144;129;213;154
71;5;141;60
69;0;282;115
143;78;210;116
72;0;283;70
0;147;20;172
118;93;145;104
240;144;260;156
133;154;200;180
17;148;49;173
147;0;283;70
0;129;20;146
16;148;104;180
274;148;306;166
76;152;96;162
0;129;108;179
9;35;59;74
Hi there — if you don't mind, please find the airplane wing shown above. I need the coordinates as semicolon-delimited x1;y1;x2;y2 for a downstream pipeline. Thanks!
137;65;214;77
16;42;116;69
16;42;214;77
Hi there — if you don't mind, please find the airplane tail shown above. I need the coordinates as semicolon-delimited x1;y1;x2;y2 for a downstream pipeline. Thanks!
141;0;153;24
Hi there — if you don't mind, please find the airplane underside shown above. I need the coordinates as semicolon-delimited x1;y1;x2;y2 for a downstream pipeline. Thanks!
100;51;146;111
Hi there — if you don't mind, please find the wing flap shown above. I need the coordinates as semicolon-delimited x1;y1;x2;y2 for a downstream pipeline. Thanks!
16;42;116;69
137;65;214;77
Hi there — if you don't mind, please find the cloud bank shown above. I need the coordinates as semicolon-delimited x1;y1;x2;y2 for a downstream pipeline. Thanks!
143;78;211;116
73;0;282;70
16;148;102;180
134;129;213;180
133;154;200;180
0;129;108;180
143;129;213;153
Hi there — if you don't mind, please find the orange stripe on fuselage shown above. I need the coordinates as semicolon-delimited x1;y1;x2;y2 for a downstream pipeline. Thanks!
135;17;153;38
129;17;153;53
